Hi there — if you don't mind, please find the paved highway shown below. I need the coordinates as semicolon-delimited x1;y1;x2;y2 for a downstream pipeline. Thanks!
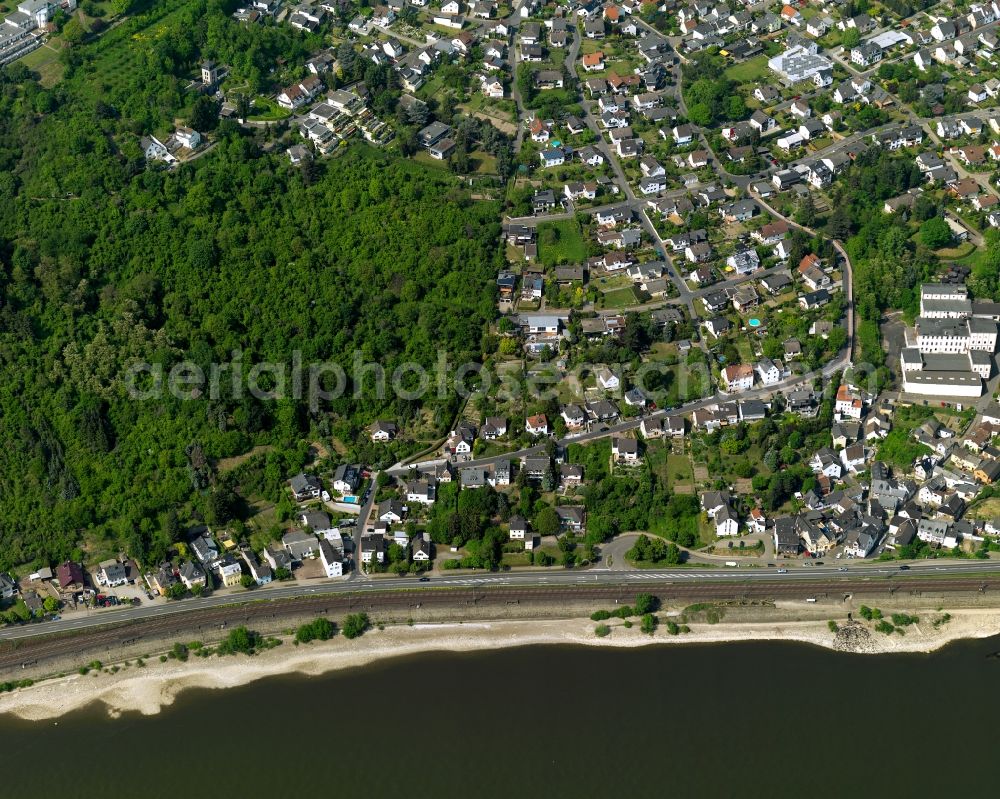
5;559;1000;642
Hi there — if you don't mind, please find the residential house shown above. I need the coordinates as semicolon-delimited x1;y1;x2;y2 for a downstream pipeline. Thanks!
378;499;406;523
319;538;344;578
190;532;219;565
290;473;323;501
481;416;508;439
721;364;754;393
178;561;207;590
835;384;864;419
371;420;398;441
360;533;386;564
243;551;273;585
333;463;362;495
773;517;800;554
755;359;781;386
810;448;843;479
263;546;292;574
525;414;549;436
283;530;319;562
91;557;127;589
555;505;586;533
612;437;641;464
217;556;243;588
0;572;17;600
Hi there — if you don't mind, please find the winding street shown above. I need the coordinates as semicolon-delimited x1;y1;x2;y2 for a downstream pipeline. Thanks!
749;192;856;364
505;4;528;153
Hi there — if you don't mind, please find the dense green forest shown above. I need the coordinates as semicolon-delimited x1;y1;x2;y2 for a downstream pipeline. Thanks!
0;7;503;570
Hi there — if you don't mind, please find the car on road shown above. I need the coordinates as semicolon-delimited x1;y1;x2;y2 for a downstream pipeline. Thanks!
777;568;787;573
838;567;848;572
899;565;910;570
419;576;430;582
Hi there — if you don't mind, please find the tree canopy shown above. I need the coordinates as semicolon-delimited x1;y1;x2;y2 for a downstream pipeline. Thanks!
0;11;503;569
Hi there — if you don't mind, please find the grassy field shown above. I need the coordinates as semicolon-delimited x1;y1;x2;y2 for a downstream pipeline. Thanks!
536;218;587;266
642;355;711;405
954;245;987;271
462;93;517;122
248;97;291;122
698;515;718;547
649;342;678;357
471;151;498;174
598;286;638;308
969;497;1000;520
501;552;533;567
665;454;694;485
650;447;695;488
936;241;977;259
19;44;65;87
417;75;447;101
413;151;451;169
724;54;770;84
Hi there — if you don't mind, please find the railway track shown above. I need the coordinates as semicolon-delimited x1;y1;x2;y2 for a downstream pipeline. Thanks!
2;578;997;672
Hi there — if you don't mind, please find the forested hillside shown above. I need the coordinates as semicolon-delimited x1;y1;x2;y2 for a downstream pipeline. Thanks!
0;17;501;569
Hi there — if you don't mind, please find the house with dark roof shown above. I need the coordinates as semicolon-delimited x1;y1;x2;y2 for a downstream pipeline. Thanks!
56;561;85;592
555;505;586;532
290;473;323;501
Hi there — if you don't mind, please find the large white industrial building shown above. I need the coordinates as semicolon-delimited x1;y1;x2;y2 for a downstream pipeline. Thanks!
900;284;998;397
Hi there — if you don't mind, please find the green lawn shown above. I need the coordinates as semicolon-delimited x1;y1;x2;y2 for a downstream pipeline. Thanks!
462;94;517;122
417;75;447;101
19;44;64;87
501;552;533;567
954;246;987;271
248;97;290;122
472;151;497;174
724;54;770;84
598;286;639;308
698;514;718;546
665;454;694;485
412;151;450;170
936;241;977;259
536;218;587;266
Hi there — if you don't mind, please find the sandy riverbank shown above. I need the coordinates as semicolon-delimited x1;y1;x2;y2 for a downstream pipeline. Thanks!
3;609;1000;722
